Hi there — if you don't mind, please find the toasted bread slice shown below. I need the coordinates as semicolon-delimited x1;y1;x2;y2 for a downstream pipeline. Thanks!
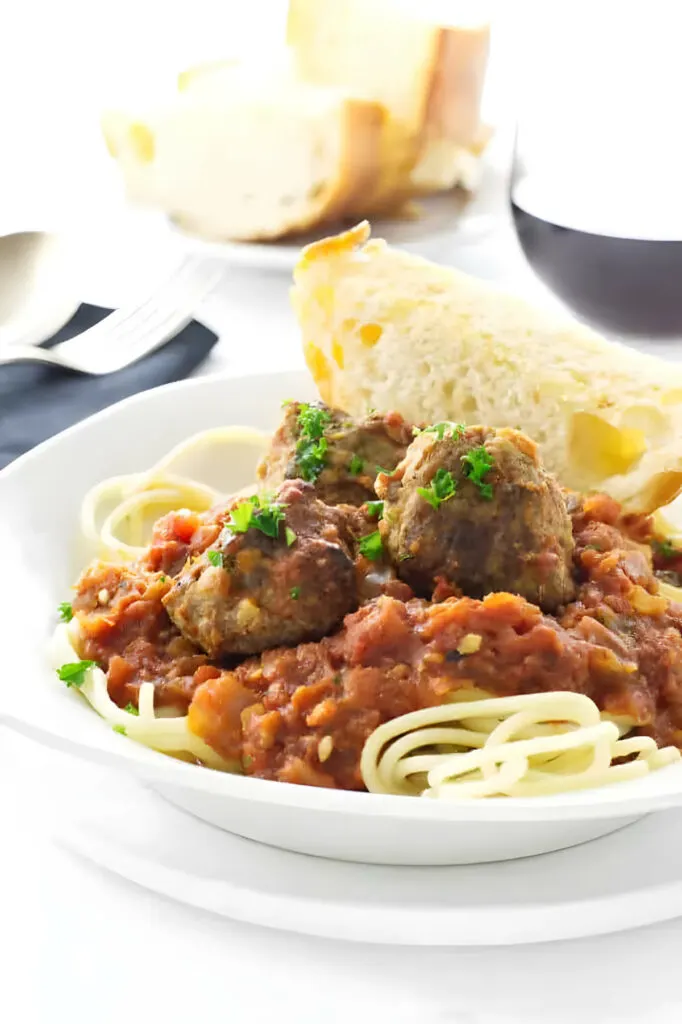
102;63;385;243
292;222;682;513
286;0;490;211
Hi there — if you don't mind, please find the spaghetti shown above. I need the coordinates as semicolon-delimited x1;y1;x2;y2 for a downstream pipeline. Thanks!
80;426;269;560
360;691;681;799
51;620;238;771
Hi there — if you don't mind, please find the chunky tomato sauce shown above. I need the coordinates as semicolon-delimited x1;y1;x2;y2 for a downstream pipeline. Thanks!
72;492;682;790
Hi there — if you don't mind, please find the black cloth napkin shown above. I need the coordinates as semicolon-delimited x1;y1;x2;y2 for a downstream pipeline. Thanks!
0;303;219;470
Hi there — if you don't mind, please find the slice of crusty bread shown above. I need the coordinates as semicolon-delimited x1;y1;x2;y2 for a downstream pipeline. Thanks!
286;0;490;211
101;63;385;243
291;222;682;514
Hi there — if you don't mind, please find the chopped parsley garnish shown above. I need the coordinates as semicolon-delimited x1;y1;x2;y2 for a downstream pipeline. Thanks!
359;530;384;561
285;527;297;547
297;403;331;439
57;660;96;688
124;702;139;716
112;724;127;736
365;500;384;519
414;421;465;441
206;549;223;568
229;501;257;534
58;601;73;623
653;538;678;560
417;468;457;510
461;446;495;500
349;454;364;476
227;494;290;542
253;499;287;538
294;405;332;483
297;436;329;483
290;586;301;600
159;575;167;583
375;465;393;476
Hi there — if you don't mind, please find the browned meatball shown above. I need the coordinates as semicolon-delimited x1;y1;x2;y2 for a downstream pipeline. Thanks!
257;400;413;505
377;425;576;611
163;480;356;656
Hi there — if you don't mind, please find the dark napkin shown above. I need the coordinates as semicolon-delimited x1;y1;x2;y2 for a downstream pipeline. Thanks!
0;303;219;470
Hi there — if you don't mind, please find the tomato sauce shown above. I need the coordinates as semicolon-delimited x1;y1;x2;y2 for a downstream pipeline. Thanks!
72;492;682;790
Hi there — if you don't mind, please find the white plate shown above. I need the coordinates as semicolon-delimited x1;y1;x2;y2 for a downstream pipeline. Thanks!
164;185;500;272
3;368;682;866
56;763;682;946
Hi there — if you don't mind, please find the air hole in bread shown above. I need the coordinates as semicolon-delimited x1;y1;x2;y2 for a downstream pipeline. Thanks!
359;323;382;347
128;123;155;163
619;405;671;443
569;413;645;485
460;395;478;416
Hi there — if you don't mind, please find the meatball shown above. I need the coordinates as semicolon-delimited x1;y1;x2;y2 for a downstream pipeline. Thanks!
163;480;356;656
377;425;576;611
257;400;413;505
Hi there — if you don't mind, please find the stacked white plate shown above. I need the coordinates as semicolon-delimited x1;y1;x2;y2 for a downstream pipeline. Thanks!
54;763;682;946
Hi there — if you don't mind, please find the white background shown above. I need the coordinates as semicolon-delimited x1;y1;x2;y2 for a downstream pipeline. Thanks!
2;2;682;1021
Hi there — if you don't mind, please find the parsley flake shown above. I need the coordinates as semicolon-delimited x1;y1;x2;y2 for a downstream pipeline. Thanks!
293;402;335;483
461;446;494;500
365;500;384;519
251;499;287;539
159;575;167;583
417;468;457;510
112;724;127;736
290;586;301;600
349;454;364;476
58;601;73;623
653;538;678;560
359;530;384;561
414;422;465;441
124;702;139;716
297;437;329;483
297;403;331;440
229;499;257;533
57;660;96;688
206;550;224;568
227;495;290;543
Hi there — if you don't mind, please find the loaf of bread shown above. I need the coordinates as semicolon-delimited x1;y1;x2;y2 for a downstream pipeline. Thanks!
287;0;490;210
292;222;682;514
101;63;385;242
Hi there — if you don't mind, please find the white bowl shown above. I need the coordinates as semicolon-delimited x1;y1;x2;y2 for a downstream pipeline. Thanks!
4;368;682;865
